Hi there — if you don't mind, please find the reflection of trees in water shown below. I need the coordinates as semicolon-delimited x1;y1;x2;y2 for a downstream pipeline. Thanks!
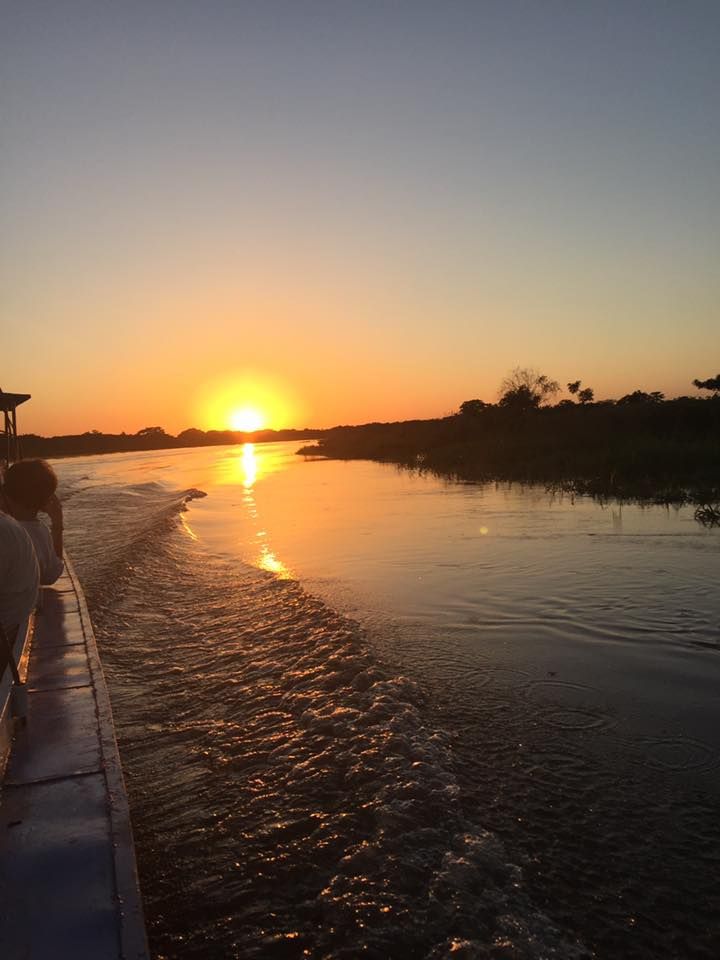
305;390;720;516
695;502;720;526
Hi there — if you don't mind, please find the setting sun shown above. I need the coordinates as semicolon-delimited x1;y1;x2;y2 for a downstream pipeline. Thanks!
195;372;300;433
229;407;266;433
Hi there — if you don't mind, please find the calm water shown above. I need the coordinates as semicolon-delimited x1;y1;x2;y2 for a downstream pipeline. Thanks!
55;442;720;959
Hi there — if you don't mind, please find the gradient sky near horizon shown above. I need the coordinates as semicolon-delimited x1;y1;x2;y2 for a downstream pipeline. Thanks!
2;1;719;435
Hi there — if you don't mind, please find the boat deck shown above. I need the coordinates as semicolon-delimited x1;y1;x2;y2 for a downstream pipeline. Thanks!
0;559;149;959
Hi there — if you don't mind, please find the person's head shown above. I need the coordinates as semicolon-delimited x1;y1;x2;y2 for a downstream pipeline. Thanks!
1;459;58;518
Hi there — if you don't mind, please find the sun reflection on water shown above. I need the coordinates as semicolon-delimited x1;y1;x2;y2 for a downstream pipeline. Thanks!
217;443;292;578
179;513;198;541
241;443;257;488
258;546;290;578
215;441;286;489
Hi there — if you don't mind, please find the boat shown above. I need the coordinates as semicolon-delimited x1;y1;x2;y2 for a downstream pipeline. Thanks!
0;557;150;959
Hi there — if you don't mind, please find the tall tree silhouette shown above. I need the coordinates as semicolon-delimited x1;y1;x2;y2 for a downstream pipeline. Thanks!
693;374;720;392
499;368;559;410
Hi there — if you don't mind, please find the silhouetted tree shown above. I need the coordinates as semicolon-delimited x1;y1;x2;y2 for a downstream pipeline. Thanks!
693;374;720;393
499;368;560;411
459;399;488;417
134;426;172;449
617;390;665;405
567;379;594;404
176;428;207;446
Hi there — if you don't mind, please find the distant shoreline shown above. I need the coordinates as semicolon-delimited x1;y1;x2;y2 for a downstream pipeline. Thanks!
19;427;325;461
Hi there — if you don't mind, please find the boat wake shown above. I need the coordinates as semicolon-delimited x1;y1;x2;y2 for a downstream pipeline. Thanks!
62;476;587;959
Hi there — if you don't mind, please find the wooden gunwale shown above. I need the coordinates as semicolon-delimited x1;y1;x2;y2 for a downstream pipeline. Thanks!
0;556;150;959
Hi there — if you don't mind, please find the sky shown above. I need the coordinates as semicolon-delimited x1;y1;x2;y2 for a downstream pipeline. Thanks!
2;0;719;435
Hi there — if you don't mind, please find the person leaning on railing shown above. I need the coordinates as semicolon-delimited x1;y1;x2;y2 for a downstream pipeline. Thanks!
1;459;64;585
0;510;39;666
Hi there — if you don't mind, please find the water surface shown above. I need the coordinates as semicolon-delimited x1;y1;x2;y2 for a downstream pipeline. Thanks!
56;442;720;959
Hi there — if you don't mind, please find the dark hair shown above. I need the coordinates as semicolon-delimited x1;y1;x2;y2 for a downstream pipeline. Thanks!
3;459;58;512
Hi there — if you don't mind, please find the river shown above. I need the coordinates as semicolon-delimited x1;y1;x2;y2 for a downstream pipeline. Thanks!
54;441;720;959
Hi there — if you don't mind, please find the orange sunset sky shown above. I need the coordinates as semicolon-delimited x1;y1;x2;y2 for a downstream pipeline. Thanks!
3;3;719;436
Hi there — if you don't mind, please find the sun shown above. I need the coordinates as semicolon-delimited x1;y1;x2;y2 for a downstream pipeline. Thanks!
196;372;302;433
229;406;266;433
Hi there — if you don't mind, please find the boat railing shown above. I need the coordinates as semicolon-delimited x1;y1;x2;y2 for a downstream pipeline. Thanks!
0;613;33;773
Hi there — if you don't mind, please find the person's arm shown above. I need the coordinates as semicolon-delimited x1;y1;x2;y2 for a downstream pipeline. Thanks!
43;494;64;559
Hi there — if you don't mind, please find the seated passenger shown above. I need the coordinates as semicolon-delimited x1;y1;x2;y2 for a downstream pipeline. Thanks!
1;459;64;585
0;511;39;641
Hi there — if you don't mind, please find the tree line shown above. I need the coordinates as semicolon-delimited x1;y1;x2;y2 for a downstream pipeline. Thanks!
459;367;719;416
298;368;720;512
19;425;324;459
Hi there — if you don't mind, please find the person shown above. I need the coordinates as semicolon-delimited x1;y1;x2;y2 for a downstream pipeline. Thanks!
0;459;64;585
0;511;39;641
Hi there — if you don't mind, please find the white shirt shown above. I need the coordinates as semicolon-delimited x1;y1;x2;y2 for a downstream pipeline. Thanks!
20;519;64;585
0;513;39;635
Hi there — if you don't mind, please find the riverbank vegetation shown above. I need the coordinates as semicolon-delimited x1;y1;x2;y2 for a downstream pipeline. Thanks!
298;372;720;514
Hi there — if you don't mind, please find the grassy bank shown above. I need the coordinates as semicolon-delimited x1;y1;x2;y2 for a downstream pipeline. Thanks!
298;398;720;513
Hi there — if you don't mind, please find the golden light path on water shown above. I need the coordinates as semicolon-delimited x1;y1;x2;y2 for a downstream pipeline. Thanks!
183;442;291;578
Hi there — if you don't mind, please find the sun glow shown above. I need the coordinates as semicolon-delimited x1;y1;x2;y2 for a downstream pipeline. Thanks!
195;372;300;433
229;407;266;433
